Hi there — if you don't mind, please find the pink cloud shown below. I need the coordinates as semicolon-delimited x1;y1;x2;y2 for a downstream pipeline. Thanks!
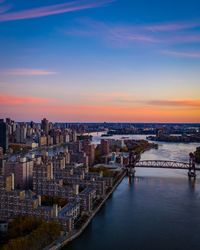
0;0;115;22
0;94;52;105
65;20;159;45
146;21;200;32
1;68;58;76
65;19;200;47
166;34;200;44
161;50;200;58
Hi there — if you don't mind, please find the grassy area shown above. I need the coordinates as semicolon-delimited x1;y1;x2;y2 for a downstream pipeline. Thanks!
41;195;68;207
89;166;117;178
124;140;158;154
0;217;61;250
9;144;31;154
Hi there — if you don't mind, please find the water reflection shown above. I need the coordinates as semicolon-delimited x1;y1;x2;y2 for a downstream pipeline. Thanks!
188;178;196;192
65;134;200;250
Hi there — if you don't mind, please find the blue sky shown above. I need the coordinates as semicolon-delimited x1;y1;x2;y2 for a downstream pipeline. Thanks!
0;0;200;122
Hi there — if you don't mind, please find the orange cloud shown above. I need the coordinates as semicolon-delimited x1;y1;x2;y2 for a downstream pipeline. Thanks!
0;94;199;122
0;94;51;105
1;103;199;123
146;99;200;108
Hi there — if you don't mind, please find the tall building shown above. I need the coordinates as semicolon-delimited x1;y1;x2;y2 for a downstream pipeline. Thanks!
0;119;8;153
72;131;77;142
4;157;34;190
14;123;27;143
83;140;95;166
100;139;110;156
20;123;27;143
0;147;3;158
30;121;34;128
14;124;20;143
41;118;49;135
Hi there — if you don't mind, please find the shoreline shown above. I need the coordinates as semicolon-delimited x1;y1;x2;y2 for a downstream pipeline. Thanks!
45;169;127;250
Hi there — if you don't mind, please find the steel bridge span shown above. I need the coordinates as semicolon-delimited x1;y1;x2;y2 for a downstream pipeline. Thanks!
127;152;197;178
135;160;200;171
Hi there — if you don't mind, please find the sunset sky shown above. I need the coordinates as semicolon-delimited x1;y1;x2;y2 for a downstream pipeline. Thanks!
0;0;200;122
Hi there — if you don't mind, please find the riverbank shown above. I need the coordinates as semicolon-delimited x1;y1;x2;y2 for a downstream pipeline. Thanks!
44;169;127;250
147;135;200;143
194;147;200;163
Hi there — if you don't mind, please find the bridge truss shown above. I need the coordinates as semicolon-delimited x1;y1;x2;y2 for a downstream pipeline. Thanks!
135;160;199;170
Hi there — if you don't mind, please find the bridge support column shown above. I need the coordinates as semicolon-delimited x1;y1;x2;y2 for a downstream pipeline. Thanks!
128;167;135;184
188;168;196;179
127;151;138;180
126;167;135;176
127;166;136;176
188;153;196;179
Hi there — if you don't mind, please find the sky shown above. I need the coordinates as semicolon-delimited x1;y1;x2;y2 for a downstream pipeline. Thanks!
0;0;200;123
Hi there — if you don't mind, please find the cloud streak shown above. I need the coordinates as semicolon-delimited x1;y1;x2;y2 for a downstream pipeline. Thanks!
64;18;200;47
1;68;58;76
1;101;199;122
65;20;159;45
146;21;200;32
0;94;52;105
0;0;115;22
161;50;200;58
146;99;200;108
0;93;199;122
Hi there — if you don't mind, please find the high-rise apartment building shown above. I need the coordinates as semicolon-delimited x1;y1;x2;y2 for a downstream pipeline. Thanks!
100;139;110;156
4;157;34;190
82;140;95;166
41;118;49;135
0;119;8;153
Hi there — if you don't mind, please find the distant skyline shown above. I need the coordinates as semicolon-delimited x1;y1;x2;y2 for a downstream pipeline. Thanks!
0;0;200;122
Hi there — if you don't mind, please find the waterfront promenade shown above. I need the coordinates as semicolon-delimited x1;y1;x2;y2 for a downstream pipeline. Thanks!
44;169;127;250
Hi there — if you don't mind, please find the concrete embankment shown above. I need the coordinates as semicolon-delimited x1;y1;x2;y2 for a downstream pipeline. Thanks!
45;170;126;250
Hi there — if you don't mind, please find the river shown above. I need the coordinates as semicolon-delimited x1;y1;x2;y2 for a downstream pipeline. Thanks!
64;133;200;250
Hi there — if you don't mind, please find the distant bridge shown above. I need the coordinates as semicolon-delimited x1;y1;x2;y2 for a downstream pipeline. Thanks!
127;153;198;178
135;160;200;170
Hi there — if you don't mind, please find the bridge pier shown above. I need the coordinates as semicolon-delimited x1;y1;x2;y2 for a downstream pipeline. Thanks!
188;153;196;179
128;167;136;177
188;170;196;179
128;168;135;184
127;151;139;181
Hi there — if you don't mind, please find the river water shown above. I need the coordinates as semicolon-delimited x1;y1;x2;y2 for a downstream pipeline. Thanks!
65;133;200;250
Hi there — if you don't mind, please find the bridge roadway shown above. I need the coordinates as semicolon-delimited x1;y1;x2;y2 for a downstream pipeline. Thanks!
134;160;200;171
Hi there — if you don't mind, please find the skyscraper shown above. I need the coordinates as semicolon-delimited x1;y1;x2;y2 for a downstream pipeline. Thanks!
41;118;49;135
100;139;110;156
0;119;8;153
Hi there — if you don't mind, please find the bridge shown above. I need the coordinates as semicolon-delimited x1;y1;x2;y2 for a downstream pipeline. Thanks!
127;153;198;178
135;160;200;170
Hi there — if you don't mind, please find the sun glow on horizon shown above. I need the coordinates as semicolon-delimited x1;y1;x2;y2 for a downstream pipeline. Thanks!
0;0;200;122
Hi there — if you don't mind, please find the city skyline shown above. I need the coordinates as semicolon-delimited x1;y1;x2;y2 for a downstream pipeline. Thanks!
1;0;200;122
